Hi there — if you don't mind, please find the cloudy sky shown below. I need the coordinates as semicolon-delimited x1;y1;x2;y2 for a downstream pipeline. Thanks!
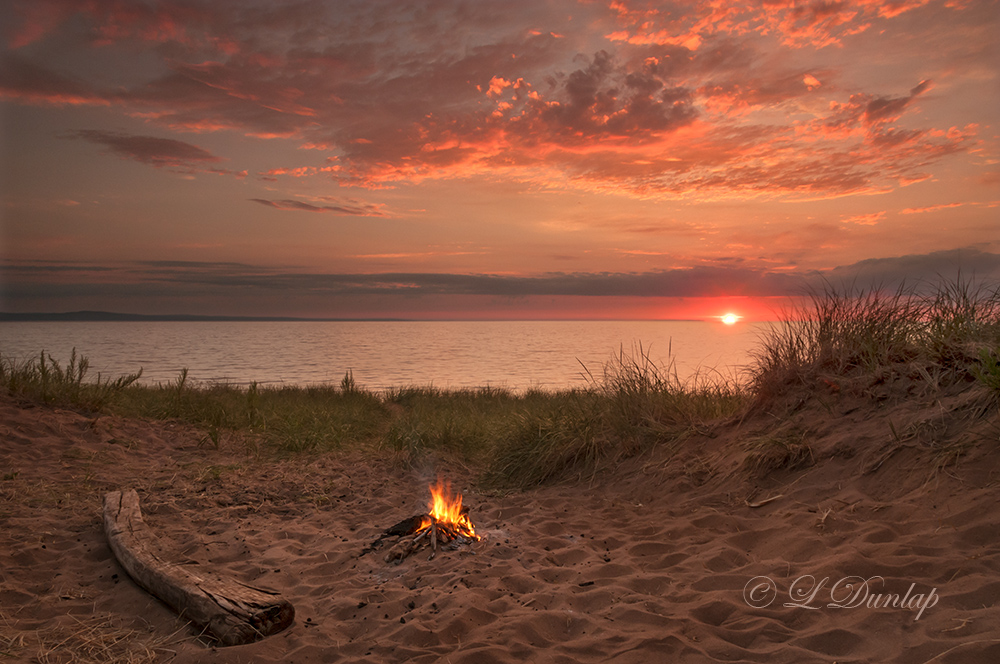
1;0;997;320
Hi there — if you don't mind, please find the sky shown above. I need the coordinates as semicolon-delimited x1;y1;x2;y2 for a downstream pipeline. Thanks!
1;0;998;321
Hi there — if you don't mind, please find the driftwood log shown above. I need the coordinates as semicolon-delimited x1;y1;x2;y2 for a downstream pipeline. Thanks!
102;489;294;646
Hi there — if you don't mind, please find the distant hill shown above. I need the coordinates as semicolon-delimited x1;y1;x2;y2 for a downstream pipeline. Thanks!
0;311;407;322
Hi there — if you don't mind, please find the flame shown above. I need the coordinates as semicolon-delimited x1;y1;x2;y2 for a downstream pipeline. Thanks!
426;479;479;540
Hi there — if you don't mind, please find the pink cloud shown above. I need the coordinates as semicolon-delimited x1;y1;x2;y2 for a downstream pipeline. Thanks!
5;0;217;49
0;53;110;106
5;1;74;49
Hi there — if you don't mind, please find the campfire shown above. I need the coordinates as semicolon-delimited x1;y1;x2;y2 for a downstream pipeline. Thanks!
365;480;481;563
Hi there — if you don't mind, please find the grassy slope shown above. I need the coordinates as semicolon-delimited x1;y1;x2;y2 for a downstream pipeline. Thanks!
2;280;998;488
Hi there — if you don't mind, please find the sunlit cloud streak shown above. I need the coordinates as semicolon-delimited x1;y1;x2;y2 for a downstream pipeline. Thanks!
604;0;939;49
900;203;964;214
352;252;487;259
842;211;886;226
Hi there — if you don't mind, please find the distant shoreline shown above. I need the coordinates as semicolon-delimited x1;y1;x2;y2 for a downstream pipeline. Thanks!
0;311;705;323
0;311;408;323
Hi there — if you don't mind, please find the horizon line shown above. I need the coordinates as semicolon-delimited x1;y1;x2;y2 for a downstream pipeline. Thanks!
0;310;749;323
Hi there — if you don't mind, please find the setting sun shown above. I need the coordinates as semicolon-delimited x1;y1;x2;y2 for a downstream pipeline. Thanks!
721;313;740;325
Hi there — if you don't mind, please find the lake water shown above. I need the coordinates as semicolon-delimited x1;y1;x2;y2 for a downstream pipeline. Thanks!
0;321;769;391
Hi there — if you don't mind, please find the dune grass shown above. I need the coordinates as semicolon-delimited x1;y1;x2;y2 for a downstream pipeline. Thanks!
0;344;743;487
0;349;143;411
2;278;998;487
748;277;1000;400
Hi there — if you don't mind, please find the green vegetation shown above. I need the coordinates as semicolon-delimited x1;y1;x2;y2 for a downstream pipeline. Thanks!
0;343;740;488
0;348;142;411
2;278;998;487
749;277;1000;399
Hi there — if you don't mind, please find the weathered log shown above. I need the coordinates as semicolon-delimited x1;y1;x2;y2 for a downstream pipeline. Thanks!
102;489;295;646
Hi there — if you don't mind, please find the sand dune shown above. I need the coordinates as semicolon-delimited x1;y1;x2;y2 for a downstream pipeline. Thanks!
2;388;999;663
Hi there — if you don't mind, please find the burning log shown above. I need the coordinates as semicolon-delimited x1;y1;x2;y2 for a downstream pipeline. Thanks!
380;515;478;564
363;480;480;564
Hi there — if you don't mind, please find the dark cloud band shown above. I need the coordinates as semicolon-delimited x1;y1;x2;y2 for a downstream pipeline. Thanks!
4;250;998;308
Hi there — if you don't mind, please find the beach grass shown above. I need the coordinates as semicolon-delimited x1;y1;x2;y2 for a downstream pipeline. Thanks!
0;344;744;488
748;277;1000;401
0;348;143;411
3;278;998;488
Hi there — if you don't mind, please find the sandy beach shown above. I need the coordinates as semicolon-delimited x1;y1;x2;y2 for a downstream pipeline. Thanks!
4;0;998;660
2;382;999;663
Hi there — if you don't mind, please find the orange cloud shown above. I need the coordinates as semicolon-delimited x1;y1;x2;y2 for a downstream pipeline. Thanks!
487;76;513;97
842;211;886;225
900;203;964;214
258;165;340;180
604;0;940;50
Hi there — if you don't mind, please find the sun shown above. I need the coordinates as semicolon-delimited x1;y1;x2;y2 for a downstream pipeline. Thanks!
721;313;740;325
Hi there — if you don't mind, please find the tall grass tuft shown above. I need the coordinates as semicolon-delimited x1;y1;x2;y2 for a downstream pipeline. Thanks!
972;348;1000;393
0;348;142;411
486;345;747;487
588;343;746;436
485;391;605;487
924;278;1000;369
750;277;1000;400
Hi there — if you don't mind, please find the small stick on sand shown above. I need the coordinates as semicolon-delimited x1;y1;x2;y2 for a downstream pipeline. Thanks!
745;494;784;508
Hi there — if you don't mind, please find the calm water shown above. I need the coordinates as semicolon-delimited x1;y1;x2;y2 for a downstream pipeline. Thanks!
0;321;768;391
